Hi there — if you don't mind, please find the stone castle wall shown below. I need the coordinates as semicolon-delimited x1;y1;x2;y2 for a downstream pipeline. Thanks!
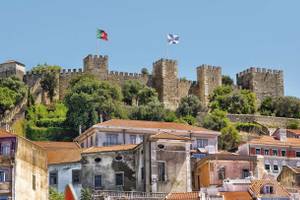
5;54;284;110
237;67;284;103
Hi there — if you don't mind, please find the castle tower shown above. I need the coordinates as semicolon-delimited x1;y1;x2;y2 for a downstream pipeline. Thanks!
236;67;284;104
197;65;222;106
83;54;108;80
152;59;179;110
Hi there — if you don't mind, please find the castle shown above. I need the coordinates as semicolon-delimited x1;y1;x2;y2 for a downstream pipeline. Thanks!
0;55;284;109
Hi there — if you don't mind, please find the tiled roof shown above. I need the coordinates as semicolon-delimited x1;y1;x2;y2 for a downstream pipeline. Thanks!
150;132;191;141
83;144;138;154
0;129;17;138
248;135;300;147
165;192;200;200
47;149;82;165
249;179;290;198
1;60;25;66
287;129;300;135
282;165;300;174
96;119;209;132
221;192;251;200
33;141;80;150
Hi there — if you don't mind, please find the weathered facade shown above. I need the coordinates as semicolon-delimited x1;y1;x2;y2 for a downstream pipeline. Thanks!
237;67;284;103
277;165;300;191
0;129;48;200
0;60;25;80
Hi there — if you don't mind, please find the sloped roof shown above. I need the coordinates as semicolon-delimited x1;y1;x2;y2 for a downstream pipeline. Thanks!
221;192;251;200
0;129;17;138
96;119;209;132
1;60;25;66
150;132;191;141
248;135;300;147
33;141;80;150
287;129;300;135
83;144;138;154
249;179;290;198
165;192;200;200
32;141;82;165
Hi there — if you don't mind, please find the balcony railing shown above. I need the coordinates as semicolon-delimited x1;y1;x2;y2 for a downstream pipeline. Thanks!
93;190;166;200
103;142;123;146
0;182;11;193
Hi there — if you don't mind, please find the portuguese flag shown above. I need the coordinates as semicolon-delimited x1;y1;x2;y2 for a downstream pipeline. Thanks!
97;29;108;41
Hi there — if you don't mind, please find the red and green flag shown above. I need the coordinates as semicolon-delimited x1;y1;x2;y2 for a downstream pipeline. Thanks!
97;29;108;41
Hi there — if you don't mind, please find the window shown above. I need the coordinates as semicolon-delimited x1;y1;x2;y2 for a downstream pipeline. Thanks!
115;172;124;186
282;150;286;157
32;175;36;190
296;152;300;157
130;135;137;144
0;171;5;182
72;170;81;184
90;136;93;146
158;162;166;182
0;197;8;200
265;164;270;171
94;175;102;188
141;167;145;180
242;169;250;178
256;148;261;155
272;149;278;156
49;171;57;185
261;185;274;194
273;165;279;172
1;143;10;156
197;139;208;148
106;134;118;146
218;167;226;180
264;149;269;155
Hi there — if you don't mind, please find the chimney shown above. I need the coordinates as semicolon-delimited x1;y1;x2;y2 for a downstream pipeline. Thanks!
279;128;287;142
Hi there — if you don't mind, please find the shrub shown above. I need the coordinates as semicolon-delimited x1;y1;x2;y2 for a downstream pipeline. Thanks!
203;109;229;131
287;120;300;129
219;125;240;151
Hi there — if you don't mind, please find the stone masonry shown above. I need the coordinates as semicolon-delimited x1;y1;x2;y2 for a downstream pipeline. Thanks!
1;54;284;110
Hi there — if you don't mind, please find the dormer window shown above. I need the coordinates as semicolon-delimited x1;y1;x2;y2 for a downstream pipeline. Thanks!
261;185;274;194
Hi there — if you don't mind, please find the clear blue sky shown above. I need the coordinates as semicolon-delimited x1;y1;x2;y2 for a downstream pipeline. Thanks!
1;0;299;97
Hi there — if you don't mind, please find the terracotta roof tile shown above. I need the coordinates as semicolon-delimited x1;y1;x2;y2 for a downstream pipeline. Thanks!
83;144;138;154
33;141;80;150
166;192;200;200
221;192;251;200
96;119;209;132
249;179;290;198
287;129;300;135
150;132;191;141
0;129;17;138
248;135;300;147
47;149;82;165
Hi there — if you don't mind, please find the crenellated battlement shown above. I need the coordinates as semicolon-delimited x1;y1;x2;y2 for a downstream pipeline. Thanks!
60;68;83;75
108;70;143;78
237;67;283;78
153;58;177;66
83;54;108;62
197;64;221;71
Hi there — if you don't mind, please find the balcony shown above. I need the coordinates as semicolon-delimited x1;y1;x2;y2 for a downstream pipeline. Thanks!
0;155;14;166
0;182;11;194
103;142;123;146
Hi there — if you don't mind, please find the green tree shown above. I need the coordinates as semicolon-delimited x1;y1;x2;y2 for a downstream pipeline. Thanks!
0;87;16;116
40;73;58;103
203;109;229;131
260;96;275;116
31;64;61;72
65;75;126;132
176;95;204;117
210;86;257;114
80;187;92;200
222;75;234;86
219;125;240;151
141;68;149;75
177;115;197;125
122;80;144;105
129;101;165;121
138;87;158;105
49;187;64;200
287;120;300;129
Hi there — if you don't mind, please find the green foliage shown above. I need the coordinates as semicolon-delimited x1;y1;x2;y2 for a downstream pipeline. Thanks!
222;75;234;86
141;68;149;75
138;87;158;105
176;95;204;117
26;125;75;141
210;86;257;114
65;75;126;132
31;64;61;72
80;188;92;200
49;187;64;200
0;76;27;116
163;110;178;122
260;96;300;118
129;101;165;121
177;115;197;125
287;120;300;129
40;73;58;103
203;109;229;131
235;122;263;133
219;125;240;151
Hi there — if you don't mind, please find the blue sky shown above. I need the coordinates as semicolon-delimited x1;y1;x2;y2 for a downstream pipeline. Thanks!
0;0;299;97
